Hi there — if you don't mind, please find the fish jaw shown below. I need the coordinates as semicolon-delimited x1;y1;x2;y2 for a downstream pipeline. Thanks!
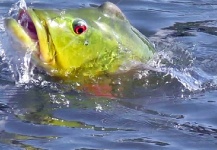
4;17;37;51
5;8;54;65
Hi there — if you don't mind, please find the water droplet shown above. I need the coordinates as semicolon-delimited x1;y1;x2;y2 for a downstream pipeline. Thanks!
19;0;27;9
84;40;89;46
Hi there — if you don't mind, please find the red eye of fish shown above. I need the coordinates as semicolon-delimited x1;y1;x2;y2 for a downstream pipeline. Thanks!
74;25;87;34
73;19;87;34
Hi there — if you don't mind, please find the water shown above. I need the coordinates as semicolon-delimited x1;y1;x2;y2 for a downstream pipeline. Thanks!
0;0;217;149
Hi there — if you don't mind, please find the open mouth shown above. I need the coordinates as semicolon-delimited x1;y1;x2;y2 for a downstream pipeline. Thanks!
17;9;38;41
13;8;51;63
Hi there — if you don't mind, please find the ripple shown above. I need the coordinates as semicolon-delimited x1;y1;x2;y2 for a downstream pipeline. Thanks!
119;137;170;146
0;130;57;150
176;122;217;137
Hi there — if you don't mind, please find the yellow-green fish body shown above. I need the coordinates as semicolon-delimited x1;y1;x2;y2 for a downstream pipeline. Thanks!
5;2;155;83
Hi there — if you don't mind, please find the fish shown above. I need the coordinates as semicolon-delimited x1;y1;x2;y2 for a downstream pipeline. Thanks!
4;2;155;97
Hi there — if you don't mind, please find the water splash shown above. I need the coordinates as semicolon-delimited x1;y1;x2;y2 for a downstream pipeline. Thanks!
8;0;27;18
15;50;34;85
142;34;217;92
19;0;27;10
0;23;34;85
1;0;38;85
0;15;5;56
1;0;216;95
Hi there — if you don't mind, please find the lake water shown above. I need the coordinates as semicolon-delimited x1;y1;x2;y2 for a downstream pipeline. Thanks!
0;0;217;149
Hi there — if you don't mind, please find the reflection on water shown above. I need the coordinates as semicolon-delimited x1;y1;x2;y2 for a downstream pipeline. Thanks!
0;0;217;149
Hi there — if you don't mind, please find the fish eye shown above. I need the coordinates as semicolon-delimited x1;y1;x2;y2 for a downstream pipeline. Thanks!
73;19;88;34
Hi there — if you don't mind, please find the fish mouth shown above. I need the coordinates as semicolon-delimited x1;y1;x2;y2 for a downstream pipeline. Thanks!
16;8;51;63
17;9;38;41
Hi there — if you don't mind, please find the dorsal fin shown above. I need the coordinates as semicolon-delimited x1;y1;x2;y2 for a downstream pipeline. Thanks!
98;2;126;21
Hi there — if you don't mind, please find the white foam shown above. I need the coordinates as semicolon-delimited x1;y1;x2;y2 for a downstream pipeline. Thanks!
19;0;27;10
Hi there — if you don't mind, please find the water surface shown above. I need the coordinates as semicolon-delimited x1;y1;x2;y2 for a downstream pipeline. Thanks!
0;0;217;149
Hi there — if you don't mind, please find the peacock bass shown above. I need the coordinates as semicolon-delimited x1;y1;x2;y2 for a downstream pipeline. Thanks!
4;2;155;84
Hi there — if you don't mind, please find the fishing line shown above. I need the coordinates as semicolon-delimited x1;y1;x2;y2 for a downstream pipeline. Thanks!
115;0;123;5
